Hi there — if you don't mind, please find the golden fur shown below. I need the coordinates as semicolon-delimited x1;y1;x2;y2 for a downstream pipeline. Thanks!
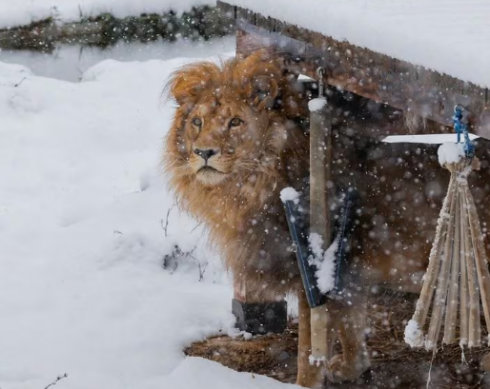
164;51;309;300
164;52;490;386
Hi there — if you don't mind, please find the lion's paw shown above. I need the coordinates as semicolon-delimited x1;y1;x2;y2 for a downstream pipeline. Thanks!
326;354;371;383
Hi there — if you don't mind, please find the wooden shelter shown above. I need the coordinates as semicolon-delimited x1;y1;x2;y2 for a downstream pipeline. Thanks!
216;0;490;335
218;1;490;138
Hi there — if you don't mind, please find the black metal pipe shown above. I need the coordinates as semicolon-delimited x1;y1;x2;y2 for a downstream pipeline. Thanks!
283;199;326;308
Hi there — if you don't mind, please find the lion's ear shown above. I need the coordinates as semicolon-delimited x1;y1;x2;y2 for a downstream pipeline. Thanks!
238;52;282;110
166;62;219;106
248;74;279;110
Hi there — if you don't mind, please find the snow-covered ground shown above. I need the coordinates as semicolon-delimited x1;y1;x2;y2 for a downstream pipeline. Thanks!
0;0;215;29
226;0;490;88
0;43;299;388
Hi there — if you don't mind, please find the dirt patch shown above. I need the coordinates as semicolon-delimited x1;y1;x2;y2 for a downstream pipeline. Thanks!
185;290;490;388
186;329;298;383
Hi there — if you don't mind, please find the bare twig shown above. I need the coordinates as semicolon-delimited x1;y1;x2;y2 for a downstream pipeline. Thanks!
191;221;203;233
14;77;27;88
44;373;68;389
161;206;174;237
163;244;207;281
188;249;207;282
196;260;208;282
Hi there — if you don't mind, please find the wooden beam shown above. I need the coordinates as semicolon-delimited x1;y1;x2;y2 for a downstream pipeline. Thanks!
218;1;490;140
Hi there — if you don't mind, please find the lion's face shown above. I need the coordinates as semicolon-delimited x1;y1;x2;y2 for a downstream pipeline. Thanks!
165;52;299;188
182;99;272;186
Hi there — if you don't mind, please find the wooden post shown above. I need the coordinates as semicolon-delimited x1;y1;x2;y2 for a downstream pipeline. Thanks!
308;73;332;362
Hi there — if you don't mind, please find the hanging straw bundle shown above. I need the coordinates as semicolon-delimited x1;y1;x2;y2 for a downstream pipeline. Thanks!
405;111;490;350
405;107;490;350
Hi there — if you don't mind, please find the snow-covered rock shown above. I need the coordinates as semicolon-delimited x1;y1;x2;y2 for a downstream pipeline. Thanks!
0;0;215;29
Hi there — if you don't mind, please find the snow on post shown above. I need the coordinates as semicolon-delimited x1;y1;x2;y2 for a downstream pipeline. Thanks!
437;142;465;166
280;187;300;204
308;233;338;295
308;97;327;112
404;319;424;348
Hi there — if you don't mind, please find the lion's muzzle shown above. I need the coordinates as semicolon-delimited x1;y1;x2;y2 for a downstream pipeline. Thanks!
191;148;228;185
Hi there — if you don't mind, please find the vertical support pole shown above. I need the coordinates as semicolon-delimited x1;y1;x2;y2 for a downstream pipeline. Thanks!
309;68;332;363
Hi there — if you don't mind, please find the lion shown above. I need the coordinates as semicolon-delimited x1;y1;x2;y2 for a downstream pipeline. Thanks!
163;51;490;387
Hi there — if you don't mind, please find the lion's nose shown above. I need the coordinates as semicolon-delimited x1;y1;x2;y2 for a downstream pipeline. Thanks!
194;148;218;161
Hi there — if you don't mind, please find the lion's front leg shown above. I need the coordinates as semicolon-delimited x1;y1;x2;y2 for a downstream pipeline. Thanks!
325;296;371;384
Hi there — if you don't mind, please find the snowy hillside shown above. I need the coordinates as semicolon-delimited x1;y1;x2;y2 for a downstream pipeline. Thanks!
0;54;298;389
0;0;215;29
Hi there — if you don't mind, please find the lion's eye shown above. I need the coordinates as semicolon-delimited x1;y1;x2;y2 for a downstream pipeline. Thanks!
229;117;243;128
191;118;202;127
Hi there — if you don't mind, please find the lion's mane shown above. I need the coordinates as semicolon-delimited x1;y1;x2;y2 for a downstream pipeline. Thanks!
164;52;309;298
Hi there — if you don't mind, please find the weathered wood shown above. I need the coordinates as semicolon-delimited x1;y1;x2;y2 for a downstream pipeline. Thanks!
309;100;331;251
443;191;460;345
407;157;490;349
466;183;490;345
218;0;490;139
309;97;331;361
